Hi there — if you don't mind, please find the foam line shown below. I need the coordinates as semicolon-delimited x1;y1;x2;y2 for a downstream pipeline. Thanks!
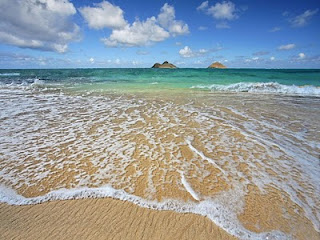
0;73;20;76
180;172;200;201
186;139;226;175
191;82;320;96
0;184;289;240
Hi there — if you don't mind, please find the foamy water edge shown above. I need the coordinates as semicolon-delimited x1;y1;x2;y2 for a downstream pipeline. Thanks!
1;87;319;239
191;82;320;96
0;184;289;240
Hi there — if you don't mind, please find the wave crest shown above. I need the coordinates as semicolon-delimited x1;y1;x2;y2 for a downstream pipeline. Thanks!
191;82;320;96
0;73;20;76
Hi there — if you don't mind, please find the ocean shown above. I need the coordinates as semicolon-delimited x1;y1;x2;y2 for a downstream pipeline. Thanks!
0;68;319;239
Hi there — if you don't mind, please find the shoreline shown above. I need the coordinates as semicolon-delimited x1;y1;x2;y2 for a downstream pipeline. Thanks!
0;197;236;240
1;80;319;239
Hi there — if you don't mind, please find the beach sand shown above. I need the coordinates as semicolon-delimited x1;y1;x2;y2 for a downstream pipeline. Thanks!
1;93;319;239
0;198;236;240
1;187;319;240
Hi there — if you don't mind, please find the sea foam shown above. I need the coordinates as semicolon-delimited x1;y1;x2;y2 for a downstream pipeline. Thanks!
191;82;320;96
0;73;20;76
0;184;290;240
0;88;319;239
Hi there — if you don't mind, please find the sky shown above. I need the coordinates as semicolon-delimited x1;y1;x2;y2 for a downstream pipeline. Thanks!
0;0;319;69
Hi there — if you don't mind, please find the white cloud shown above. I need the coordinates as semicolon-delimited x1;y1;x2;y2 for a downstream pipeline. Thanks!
168;22;189;36
244;57;261;63
278;43;295;50
298;53;306;59
197;1;209;11
0;0;80;53
102;17;170;47
79;1;127;29
179;46;194;58
290;9;318;27
179;46;209;58
197;1;239;29
207;1;237;20
132;60;141;66
89;57;95;64
270;56;275;61
158;3;189;36
99;3;188;47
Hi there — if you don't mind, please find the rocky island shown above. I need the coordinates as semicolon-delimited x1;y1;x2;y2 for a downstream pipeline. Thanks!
152;61;177;68
208;62;227;69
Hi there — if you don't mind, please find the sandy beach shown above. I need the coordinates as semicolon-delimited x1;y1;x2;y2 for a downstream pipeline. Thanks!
0;198;236;240
1;84;319;239
1;185;319;240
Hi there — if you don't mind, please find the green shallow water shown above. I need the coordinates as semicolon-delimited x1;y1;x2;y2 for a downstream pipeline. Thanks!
0;68;320;97
1;68;320;87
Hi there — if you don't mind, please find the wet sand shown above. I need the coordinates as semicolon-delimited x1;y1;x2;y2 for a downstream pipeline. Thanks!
0;198;236;240
1;185;319;240
1;92;319;239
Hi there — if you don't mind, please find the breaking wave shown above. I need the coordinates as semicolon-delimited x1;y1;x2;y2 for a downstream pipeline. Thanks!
0;72;20;76
191;82;320;96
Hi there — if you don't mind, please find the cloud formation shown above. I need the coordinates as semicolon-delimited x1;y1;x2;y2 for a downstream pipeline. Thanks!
102;17;170;47
0;0;80;53
290;9;318;27
79;1;127;29
179;46;209;58
197;1;209;11
207;1;237;20
179;46;194;58
158;4;189;36
197;1;240;28
81;2;188;47
278;43;295;50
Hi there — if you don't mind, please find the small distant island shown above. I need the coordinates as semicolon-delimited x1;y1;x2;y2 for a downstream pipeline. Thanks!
152;61;177;69
151;61;227;69
208;62;227;69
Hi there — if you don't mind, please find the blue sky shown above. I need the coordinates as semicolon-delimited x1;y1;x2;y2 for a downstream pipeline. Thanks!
0;0;319;68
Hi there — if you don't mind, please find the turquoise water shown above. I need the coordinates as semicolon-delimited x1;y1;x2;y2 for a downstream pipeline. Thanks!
0;68;320;95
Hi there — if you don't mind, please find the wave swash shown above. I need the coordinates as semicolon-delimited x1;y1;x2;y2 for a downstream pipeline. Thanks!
0;73;320;239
